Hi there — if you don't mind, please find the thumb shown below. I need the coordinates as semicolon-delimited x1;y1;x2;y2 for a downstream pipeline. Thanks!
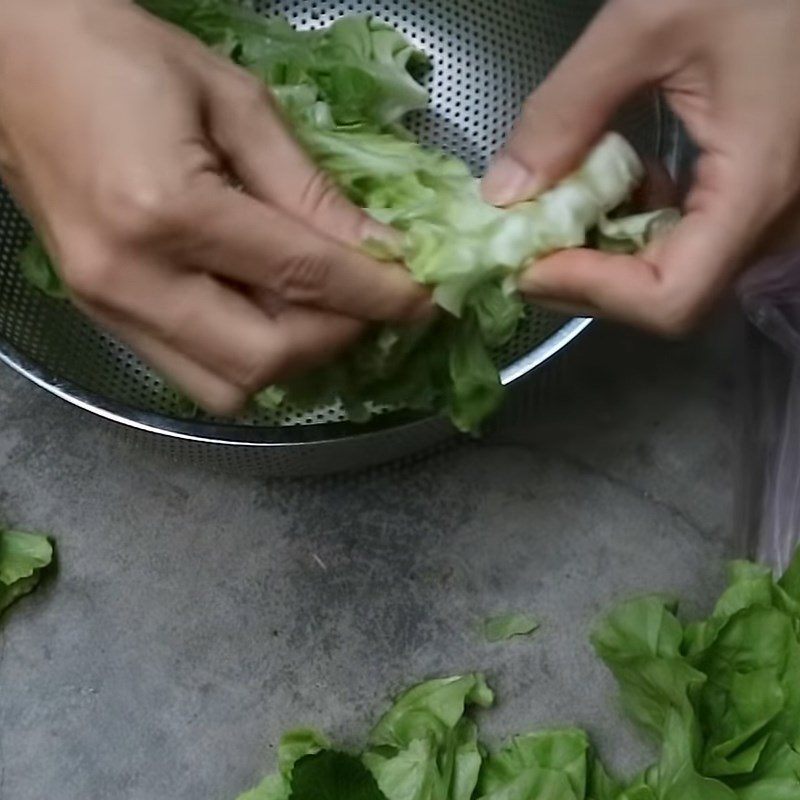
519;151;769;335
204;72;393;250
482;1;667;206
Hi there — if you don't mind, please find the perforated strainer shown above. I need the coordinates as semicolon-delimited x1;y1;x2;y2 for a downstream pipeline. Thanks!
0;0;683;476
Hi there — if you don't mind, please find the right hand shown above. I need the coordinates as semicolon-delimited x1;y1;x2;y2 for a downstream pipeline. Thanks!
482;0;800;335
0;0;430;414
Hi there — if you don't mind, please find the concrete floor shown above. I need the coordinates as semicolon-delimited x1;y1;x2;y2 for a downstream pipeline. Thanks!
0;323;737;800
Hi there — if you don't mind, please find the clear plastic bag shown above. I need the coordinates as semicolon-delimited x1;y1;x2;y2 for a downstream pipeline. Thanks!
737;251;800;571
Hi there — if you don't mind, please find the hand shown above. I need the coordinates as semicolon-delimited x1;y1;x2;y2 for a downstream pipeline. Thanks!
0;0;429;414
482;0;800;335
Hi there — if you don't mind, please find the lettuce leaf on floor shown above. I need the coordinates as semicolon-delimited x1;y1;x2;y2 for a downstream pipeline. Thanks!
236;549;800;800
0;526;53;614
476;729;593;800
364;675;493;800
483;613;540;643
237;730;330;800
594;549;800;800
290;752;386;800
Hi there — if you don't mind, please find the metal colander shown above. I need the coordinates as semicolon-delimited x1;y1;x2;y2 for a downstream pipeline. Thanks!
0;0;682;476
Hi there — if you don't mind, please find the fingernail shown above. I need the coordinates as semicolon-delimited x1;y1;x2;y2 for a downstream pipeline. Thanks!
482;155;543;206
517;267;547;297
363;220;398;243
362;221;404;260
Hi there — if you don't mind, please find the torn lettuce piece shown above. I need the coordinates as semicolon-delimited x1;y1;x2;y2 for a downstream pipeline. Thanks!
235;548;800;800
476;729;592;800
591;595;706;739
237;729;330;800
254;45;656;432
19;238;66;299
593;547;800;800
139;2;428;130
364;675;493;800
265;131;650;432
0;527;54;614
290;751;386;800
483;613;540;643
597;209;681;255
298;126;644;318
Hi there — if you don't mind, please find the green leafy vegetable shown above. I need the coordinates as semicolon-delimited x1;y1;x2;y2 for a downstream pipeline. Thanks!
238;729;330;800
237;549;800;800
19;238;66;299
22;0;669;432
595;209;680;255
477;729;592;800
483;613;540;643
0;526;53;614
593;550;800;800
364;674;493;800
290;752;386;800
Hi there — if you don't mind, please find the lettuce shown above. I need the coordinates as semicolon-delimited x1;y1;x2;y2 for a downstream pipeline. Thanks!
476;729;594;800
483;613;540;643
22;1;668;430
236;729;329;800
364;675;493;800
236;549;800;800
0;526;53;614
592;551;800;800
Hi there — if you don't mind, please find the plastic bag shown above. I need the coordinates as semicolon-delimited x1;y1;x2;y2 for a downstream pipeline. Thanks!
737;250;800;572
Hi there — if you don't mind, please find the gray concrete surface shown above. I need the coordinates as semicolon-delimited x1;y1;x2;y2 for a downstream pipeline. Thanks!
0;323;737;800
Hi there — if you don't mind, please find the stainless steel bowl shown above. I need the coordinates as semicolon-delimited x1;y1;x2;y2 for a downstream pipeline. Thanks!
0;0;683;476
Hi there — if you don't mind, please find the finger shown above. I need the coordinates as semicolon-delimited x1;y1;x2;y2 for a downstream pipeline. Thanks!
203;69;396;251
87;261;363;391
519;154;765;334
175;180;431;323
482;1;669;206
249;287;366;382
529;297;598;319
83;305;249;417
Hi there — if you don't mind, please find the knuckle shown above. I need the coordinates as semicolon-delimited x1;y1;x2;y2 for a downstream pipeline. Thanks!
275;250;333;304
105;179;190;242
157;281;210;350
228;72;274;114
298;170;348;218
60;243;117;303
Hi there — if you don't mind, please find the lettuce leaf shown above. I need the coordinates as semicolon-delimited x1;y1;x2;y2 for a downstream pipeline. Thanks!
290;751;386;800
483;613;540;643
237;729;330;800
19;238;67;300
0;526;54;614
364;675;493;800
476;729;592;800
594;549;800;800
236;548;800;800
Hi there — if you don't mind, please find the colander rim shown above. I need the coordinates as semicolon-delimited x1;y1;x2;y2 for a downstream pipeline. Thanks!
0;317;592;447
